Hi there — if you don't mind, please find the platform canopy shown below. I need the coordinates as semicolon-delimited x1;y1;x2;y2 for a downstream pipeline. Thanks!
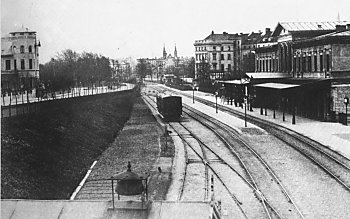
216;80;242;84
254;83;300;90
245;72;292;79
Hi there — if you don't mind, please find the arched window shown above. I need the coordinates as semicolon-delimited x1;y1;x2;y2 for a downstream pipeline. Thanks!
20;45;25;53
28;45;32;53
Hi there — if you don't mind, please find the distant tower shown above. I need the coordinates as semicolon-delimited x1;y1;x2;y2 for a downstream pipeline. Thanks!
163;44;167;59
174;44;178;58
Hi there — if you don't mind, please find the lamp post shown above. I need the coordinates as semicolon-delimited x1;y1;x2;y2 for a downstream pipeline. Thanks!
215;91;218;113
345;97;349;126
241;77;250;127
192;86;195;104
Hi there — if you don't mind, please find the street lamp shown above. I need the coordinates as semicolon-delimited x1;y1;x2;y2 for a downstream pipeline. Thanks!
345;97;349;126
215;91;218;113
192;85;195;104
241;77;250;127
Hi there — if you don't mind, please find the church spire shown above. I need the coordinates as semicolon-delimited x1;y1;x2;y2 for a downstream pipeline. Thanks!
163;44;167;59
174;44;178;58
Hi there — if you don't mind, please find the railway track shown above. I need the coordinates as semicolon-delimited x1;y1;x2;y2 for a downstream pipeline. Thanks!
163;86;350;192
143;83;350;218
143;93;284;218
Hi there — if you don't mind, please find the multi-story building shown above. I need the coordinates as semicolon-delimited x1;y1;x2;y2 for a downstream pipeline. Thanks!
255;21;349;74
137;45;184;80
1;27;41;92
241;31;263;73
252;21;350;121
194;31;247;80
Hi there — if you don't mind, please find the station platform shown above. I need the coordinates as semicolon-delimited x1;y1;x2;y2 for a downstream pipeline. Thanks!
178;88;350;160
1;200;213;219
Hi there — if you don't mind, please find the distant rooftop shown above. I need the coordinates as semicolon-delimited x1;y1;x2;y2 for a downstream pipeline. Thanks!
278;21;349;32
9;27;36;34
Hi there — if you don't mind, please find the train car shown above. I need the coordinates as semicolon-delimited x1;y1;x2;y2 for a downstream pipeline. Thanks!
156;94;182;121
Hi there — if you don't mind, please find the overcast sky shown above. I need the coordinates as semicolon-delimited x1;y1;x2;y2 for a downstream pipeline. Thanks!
2;0;350;64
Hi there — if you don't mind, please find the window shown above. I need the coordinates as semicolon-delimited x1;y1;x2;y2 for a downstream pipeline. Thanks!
221;46;224;51
314;55;317;72
228;64;231;70
308;56;312;72
21;59;25;69
213;46;216;51
29;46;32;53
221;54;224;60
213;63;217;70
5;60;11;70
326;54;330;71
221;64;224;71
14;60;17;70
228;54;231;60
320;54;323;71
29;59;33;69
213;53;217;61
20;45;25;53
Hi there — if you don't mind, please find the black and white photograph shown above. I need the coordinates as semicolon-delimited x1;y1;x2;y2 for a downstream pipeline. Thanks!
1;0;350;218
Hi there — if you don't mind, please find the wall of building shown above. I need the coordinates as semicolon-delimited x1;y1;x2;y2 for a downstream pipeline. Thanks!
331;83;350;114
332;44;350;73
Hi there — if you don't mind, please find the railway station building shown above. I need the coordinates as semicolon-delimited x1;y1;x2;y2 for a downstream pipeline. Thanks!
217;21;350;122
252;21;350;121
1;27;41;93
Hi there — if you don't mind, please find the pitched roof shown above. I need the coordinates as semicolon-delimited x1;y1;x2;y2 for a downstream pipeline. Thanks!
204;32;244;41
272;21;350;37
279;21;349;31
242;32;262;45
9;27;36;34
316;29;350;38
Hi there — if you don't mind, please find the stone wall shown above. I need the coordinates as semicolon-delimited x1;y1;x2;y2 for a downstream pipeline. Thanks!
332;44;350;72
331;83;350;114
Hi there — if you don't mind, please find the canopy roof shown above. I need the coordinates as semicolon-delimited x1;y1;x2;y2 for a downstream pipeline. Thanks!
245;72;292;79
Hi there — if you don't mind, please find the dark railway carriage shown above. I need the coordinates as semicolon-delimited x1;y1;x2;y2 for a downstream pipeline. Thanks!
156;95;182;121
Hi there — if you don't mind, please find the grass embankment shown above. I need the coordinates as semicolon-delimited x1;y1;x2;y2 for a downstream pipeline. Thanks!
1;91;135;199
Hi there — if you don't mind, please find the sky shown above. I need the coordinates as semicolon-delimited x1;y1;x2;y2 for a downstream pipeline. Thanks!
2;0;350;64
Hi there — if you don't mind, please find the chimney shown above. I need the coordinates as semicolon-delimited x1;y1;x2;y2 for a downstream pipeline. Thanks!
265;28;271;34
336;25;346;31
211;30;214;34
223;32;228;35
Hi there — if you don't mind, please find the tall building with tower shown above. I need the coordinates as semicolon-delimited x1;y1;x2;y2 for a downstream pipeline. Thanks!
1;27;41;92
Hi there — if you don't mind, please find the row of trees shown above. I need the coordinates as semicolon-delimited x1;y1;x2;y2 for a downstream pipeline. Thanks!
135;57;196;82
39;49;113;90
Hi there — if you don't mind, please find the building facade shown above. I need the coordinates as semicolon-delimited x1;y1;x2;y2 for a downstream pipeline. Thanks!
194;31;247;80
137;45;184;80
1;27;41;92
252;21;350;120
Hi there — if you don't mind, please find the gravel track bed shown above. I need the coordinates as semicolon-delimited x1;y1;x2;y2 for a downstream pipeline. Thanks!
268;128;350;188
174;112;269;218
184;106;302;218
244;134;350;219
210;163;266;219
180;162;206;201
181;119;253;183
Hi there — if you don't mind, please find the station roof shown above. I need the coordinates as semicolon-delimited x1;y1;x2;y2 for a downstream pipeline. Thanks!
245;72;292;79
254;83;300;90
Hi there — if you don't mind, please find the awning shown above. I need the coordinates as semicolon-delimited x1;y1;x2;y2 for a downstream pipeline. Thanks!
245;72;292;79
254;83;300;90
217;80;242;85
